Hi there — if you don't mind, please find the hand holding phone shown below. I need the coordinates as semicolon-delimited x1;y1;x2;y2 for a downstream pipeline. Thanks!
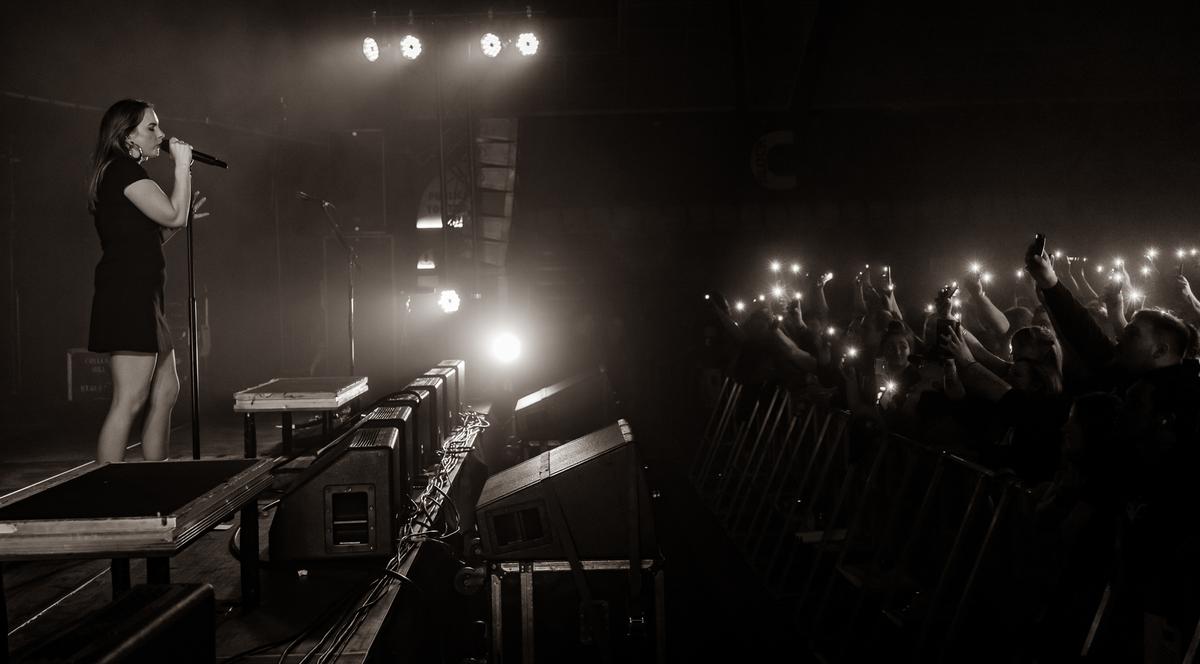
1032;233;1047;256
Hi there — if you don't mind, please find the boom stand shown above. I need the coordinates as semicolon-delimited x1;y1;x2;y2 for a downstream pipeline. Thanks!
320;202;358;376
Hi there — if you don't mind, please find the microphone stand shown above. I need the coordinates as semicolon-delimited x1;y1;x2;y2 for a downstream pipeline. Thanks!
319;202;358;376
186;203;201;459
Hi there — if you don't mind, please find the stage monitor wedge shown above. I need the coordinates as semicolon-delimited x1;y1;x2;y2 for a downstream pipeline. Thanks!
513;369;615;443
404;376;447;454
438;359;467;406
269;427;400;562
382;391;434;471
476;420;656;560
360;404;417;497
425;366;459;428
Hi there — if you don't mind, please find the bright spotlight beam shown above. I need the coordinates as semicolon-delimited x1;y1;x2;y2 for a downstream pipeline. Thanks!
480;32;503;57
491;332;522;364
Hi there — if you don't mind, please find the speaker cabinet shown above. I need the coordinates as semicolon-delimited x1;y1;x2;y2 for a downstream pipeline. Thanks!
404;376;447;453
425;367;459;427
438;358;467;406
269;427;400;561
387;388;435;469
513;370;615;443
475;421;656;560
361;404;417;497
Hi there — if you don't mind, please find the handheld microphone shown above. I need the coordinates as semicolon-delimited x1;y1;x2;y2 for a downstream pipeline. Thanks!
159;137;228;169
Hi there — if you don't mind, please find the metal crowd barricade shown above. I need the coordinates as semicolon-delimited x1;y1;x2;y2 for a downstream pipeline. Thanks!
724;389;791;529
714;386;786;517
692;380;745;493
688;371;1071;662
689;376;733;482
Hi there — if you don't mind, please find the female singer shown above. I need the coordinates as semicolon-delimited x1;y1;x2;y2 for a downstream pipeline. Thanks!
87;99;207;462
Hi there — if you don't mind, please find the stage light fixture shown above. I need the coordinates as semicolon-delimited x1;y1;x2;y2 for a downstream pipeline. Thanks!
480;32;503;57
490;332;522;364
515;32;539;56
438;289;461;314
363;37;381;62
400;34;422;60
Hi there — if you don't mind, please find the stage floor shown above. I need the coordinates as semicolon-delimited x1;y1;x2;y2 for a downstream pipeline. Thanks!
0;414;364;660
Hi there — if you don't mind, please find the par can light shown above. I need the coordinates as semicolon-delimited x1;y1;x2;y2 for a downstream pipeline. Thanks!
362;37;380;62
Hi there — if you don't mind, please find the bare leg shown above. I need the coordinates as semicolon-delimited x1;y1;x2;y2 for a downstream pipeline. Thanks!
140;349;179;461
97;353;158;463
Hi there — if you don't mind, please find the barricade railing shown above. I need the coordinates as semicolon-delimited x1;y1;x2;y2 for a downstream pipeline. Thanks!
686;378;1097;663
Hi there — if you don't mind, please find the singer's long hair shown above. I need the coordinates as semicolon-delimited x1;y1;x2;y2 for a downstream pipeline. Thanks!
87;99;152;214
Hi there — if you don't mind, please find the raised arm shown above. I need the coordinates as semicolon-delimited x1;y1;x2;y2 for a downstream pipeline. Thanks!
941;325;1013;402
811;271;832;320
1076;262;1101;302
772;327;819;373
125;138;193;229
1176;275;1200;324
963;271;1010;338
1026;242;1117;369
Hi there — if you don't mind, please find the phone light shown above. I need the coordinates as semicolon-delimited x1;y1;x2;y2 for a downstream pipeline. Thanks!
771;286;784;298
1096;265;1105;274
1015;269;1025;279
1146;248;1159;260
1177;248;1187;260
1114;257;1124;266
758;293;765;301
1141;265;1152;276
1053;250;1063;259
794;292;803;301
1129;289;1144;300
826;326;837;336
824;271;834;282
734;301;745;311
982;272;993;284
846;347;859;359
791;263;801;274
769;261;781;273
704;294;710;300
969;262;982;274
924;303;934;314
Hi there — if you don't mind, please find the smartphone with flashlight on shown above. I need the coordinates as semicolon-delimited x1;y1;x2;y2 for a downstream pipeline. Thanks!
1032;233;1047;256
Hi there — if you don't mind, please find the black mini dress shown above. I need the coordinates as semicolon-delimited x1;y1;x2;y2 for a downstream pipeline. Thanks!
87;156;172;354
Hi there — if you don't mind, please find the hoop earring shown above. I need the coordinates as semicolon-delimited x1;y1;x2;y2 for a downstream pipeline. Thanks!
127;143;142;160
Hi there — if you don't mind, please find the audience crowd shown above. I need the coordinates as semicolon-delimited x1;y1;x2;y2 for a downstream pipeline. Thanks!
696;238;1200;660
